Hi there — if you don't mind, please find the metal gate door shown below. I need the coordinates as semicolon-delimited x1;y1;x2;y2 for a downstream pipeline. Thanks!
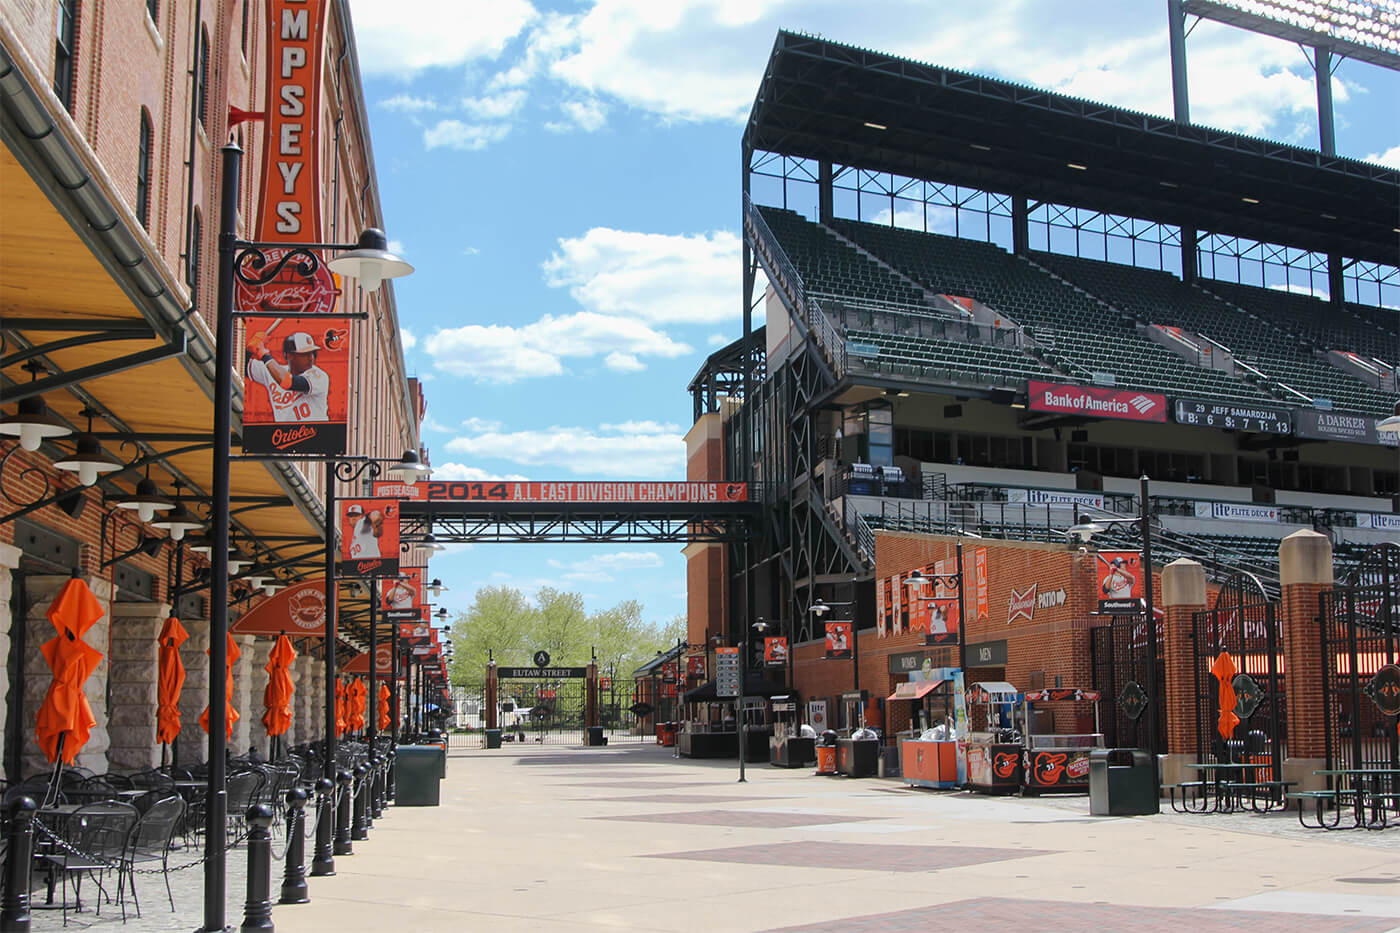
1192;573;1284;776
498;675;587;746
1091;612;1165;753
1321;543;1400;774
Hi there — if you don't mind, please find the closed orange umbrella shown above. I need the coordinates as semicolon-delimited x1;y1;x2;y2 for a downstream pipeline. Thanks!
1211;651;1240;741
378;683;391;730
335;679;348;737
261;635;297;737
156;617;189;745
348;678;366;732
200;634;241;739
35;577;105;765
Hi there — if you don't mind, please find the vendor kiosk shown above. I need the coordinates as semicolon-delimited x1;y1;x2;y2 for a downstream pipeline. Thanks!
964;682;1025;793
1019;688;1104;793
768;696;815;768
892;667;967;789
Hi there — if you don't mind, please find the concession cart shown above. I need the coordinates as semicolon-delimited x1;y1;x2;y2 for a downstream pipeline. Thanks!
891;668;967;789
1018;688;1104;794
963;682;1025;793
768;695;816;768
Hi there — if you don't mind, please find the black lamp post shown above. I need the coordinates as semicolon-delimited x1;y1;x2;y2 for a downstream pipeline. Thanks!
1067;474;1158;764
209;141;412;930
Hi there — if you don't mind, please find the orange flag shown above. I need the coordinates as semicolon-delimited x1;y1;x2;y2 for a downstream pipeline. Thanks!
261;635;297;737
156;617;189;744
378;683;392;731
1210;651;1240;741
35;578;105;764
200;634;241;739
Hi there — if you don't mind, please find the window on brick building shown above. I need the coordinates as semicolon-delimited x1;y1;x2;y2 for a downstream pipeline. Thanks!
146;0;158;27
241;1;250;54
54;0;79;112
188;210;201;290
197;26;210;128
136;109;152;228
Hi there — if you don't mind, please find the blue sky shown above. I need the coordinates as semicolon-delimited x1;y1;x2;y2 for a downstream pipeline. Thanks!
346;0;1400;634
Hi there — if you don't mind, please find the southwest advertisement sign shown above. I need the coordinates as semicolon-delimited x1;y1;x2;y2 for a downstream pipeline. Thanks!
381;567;423;621
764;637;789;667
1097;550;1144;615
1028;381;1167;423
825;621;853;659
411;481;748;503
337;498;399;577
238;0;351;456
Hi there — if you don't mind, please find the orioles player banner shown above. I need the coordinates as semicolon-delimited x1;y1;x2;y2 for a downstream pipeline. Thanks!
338;498;399;577
1098;550;1144;614
825;621;852;660
381;567;423;621
237;0;352;456
764;637;788;667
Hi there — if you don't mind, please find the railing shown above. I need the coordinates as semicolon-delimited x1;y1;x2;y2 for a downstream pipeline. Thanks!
744;193;807;313
807;299;847;374
817;296;1024;349
842;497;878;563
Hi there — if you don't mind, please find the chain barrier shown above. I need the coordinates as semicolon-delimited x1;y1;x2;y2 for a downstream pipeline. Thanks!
32;817;250;875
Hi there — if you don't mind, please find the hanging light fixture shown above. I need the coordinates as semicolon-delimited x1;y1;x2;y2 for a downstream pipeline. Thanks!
244;575;271;590
0;397;72;451
227;554;252;574
325;227;415;292
434;607;449;622
419;533;447;552
52;434;124;486
385;449;432;481
426;578;448;598
261;580;283;598
150;500;204;541
113;476;176;523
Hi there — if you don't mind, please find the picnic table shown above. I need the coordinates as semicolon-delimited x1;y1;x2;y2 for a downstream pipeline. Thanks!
1292;768;1400;830
1167;762;1294;814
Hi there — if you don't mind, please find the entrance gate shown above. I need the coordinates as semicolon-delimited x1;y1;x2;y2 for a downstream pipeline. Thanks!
1320;543;1400;775
1191;573;1284;775
494;666;650;746
1090;612;1165;754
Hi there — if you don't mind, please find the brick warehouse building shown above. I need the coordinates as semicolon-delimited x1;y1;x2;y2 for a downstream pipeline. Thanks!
681;33;1397;789
0;1;429;779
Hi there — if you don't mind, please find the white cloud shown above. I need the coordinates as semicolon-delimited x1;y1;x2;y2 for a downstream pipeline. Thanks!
400;327;417;350
546;551;664;583
428;462;530;482
1367;145;1400;169
546;97;609;133
422;311;690;384
379;94;441;113
423;120;511;151
444;421;684;477
421;414;453;434
543;228;741;325
348;0;538;77
707;333;730;347
604;351;645;372
461;89;529;120
461;246;481;256
461;417;503;433
600;420;681;434
388;239;405;255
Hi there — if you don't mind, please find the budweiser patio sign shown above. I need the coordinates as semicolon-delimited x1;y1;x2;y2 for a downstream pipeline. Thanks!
1028;381;1167;423
1007;584;1037;624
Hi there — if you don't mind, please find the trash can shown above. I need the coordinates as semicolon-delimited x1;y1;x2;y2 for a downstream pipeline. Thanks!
396;745;444;806
485;729;502;749
815;729;838;775
1088;748;1159;816
587;725;607;746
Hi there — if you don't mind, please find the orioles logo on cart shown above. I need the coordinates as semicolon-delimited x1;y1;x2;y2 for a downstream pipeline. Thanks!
1034;751;1068;784
993;752;1018;779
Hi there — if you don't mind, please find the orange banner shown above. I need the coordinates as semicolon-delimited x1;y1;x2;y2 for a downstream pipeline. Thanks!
231;579;327;637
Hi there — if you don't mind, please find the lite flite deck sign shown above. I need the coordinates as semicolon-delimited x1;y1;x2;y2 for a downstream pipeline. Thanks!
715;647;740;698
1173;398;1292;434
374;481;748;503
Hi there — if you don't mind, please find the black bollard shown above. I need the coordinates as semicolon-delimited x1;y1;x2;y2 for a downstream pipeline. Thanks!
240;803;276;932
350;764;368;841
333;770;353;856
369;755;384;820
1;796;37;933
309;777;335;877
386;747;396;803
279;787;310;905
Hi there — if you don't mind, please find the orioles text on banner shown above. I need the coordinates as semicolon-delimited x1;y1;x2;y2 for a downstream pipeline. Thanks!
238;0;352;456
337;498;400;577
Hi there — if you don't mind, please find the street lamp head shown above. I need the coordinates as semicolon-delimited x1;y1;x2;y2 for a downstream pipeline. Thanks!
113;477;176;523
753;619;769;634
418;533;447;552
903;570;929;590
808;600;830;617
52;434;124;486
426;578;447;598
149;500;204;540
0;396;73;451
1066;519;1104;543
325;227;414;291
385;449;432;481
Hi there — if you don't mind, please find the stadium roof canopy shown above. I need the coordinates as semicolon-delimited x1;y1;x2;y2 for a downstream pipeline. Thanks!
744;31;1400;267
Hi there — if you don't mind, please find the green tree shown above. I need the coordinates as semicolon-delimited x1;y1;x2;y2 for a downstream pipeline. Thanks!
448;585;533;690
531;587;589;661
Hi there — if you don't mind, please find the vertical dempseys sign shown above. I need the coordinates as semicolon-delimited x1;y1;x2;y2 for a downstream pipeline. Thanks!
238;0;349;455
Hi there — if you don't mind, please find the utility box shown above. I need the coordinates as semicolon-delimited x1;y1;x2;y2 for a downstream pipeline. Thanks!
587;726;607;746
396;745;444;806
1088;748;1158;816
485;729;502;749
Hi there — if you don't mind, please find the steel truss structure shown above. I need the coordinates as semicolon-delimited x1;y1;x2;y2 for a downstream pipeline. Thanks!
399;501;758;545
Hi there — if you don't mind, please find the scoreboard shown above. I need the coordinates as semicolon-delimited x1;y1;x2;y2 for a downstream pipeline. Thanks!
1172;398;1292;434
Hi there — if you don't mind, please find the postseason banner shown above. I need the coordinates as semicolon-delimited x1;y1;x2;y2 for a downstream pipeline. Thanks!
380;567;423;621
238;0;352;456
1097;550;1144;615
338;498;400;577
825;621;852;659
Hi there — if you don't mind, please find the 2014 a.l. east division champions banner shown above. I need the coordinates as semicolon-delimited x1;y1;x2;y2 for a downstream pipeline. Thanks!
337;498;399;577
237;0;352;456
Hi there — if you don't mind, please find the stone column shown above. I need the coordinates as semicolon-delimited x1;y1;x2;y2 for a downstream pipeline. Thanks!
0;543;22;777
108;602;172;771
232;635;258;757
281;654;302;753
1159;559;1207;788
178;617;211;766
245;638;274;759
1280;530;1333;792
304;657;324;745
22;576;114;777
